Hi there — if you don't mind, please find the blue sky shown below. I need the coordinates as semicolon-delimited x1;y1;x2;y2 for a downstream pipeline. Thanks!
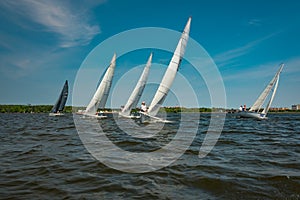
0;0;299;108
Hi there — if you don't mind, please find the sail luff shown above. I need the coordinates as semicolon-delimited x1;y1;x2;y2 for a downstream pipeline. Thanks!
251;79;275;112
58;80;68;111
121;53;152;116
85;53;116;114
249;64;284;112
147;17;191;116
98;56;116;109
261;64;283;114
51;80;68;113
51;95;62;113
262;75;279;114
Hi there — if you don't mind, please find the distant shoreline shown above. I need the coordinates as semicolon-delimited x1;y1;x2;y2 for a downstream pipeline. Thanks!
0;105;299;114
1;112;300;115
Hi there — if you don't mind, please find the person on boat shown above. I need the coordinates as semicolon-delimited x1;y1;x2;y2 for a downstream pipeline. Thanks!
96;110;104;116
120;105;124;112
243;104;247;111
140;101;148;112
239;105;243;112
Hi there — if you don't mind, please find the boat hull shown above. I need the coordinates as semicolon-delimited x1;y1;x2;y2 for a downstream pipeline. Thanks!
139;112;173;123
118;112;141;119
238;111;267;119
49;113;65;116
75;112;107;119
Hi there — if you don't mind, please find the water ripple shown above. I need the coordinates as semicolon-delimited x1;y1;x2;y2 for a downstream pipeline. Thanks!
0;113;299;199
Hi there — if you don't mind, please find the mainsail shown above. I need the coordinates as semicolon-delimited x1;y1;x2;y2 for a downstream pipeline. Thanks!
262;75;280;114
51;80;68;113
85;53;116;114
249;64;284;112
147;17;191;116
120;53;152;116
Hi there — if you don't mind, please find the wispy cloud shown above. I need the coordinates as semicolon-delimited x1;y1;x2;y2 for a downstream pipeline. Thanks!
284;57;300;74
222;56;300;82
0;0;105;78
0;0;104;47
213;32;280;67
0;42;80;78
248;19;262;27
222;62;280;82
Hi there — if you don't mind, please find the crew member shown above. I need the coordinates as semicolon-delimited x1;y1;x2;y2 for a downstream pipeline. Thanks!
140;101;147;112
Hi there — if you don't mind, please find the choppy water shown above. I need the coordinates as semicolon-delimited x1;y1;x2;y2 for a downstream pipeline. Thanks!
0;113;299;199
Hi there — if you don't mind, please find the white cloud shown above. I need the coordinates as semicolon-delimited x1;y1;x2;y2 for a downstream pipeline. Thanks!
0;0;105;78
213;32;280;67
222;56;300;83
223;62;280;82
284;57;300;74
213;41;256;66
248;19;262;26
0;0;104;47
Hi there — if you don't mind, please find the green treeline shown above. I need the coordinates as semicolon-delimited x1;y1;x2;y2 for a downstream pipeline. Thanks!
0;105;73;113
0;105;299;113
0;105;214;113
163;107;212;113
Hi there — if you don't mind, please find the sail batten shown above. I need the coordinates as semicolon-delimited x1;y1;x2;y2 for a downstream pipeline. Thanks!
120;53;152;116
85;53;116;114
147;17;191;116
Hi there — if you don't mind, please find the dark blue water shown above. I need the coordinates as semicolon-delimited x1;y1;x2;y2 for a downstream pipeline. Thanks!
0;113;299;199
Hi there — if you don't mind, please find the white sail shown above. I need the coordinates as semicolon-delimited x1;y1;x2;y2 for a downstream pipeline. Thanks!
85;53;116;114
147;17;191;116
249;63;284;112
120;53;152;116
262;75;280;115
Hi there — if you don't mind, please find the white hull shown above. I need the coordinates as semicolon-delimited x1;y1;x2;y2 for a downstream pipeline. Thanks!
118;112;141;119
49;113;65;116
76;112;107;119
139;112;173;123
239;111;267;119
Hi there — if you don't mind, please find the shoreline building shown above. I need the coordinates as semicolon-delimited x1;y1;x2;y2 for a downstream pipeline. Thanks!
291;104;300;110
269;107;289;112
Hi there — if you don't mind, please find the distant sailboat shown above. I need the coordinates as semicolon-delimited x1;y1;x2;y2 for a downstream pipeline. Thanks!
78;53;116;119
119;53;152;118
141;17;191;122
239;63;284;119
49;80;68;116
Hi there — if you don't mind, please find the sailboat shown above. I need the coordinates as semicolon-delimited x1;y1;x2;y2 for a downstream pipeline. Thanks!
78;53;116;119
239;63;284;119
49;80;68;116
119;53;152;119
140;17;191;122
